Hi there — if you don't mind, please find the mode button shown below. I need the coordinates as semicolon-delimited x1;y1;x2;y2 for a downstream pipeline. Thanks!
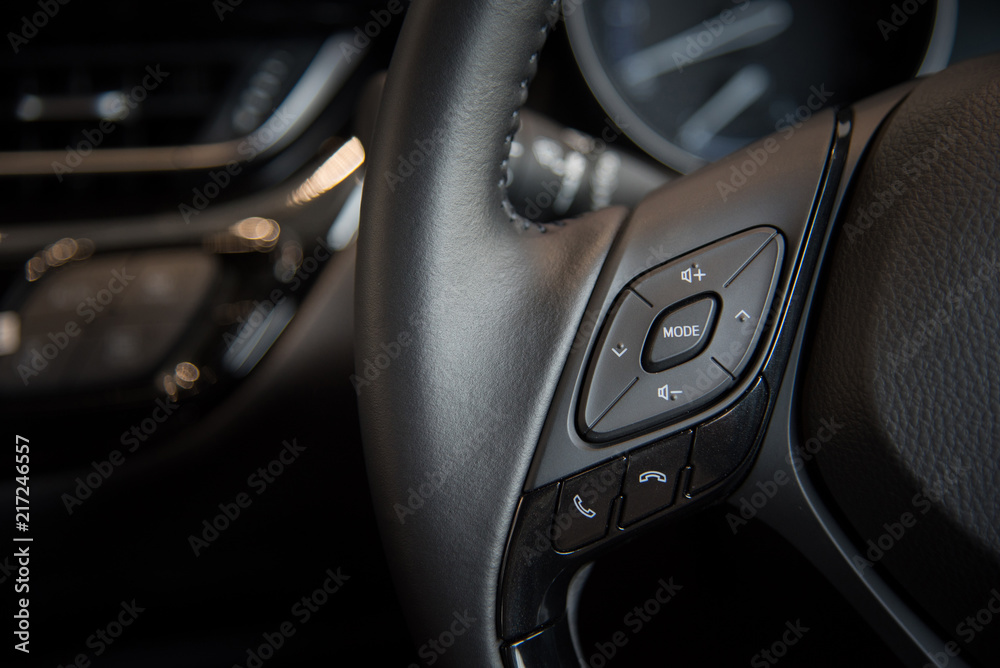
644;296;717;372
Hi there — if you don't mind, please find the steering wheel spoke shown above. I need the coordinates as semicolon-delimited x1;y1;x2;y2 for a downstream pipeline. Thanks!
358;1;1000;666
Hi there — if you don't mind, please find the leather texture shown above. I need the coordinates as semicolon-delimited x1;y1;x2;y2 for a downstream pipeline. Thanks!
805;55;1000;665
355;1;626;665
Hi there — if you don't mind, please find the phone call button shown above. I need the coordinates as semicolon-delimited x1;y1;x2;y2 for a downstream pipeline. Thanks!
620;431;693;527
553;457;626;553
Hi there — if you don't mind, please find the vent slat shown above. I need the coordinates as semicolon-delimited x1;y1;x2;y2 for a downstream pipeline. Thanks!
0;42;309;152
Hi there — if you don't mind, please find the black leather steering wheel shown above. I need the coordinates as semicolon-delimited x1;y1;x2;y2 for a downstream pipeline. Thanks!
356;1;1000;666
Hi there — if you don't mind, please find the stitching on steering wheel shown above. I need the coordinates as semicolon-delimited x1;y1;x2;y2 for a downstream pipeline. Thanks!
500;0;562;234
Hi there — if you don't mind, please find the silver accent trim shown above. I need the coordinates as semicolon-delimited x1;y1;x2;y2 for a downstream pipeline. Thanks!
222;297;297;378
917;0;958;75
0;33;362;176
326;179;363;251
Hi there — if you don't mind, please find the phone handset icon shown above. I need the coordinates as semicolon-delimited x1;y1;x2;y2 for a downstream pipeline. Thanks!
638;470;668;484
573;494;597;518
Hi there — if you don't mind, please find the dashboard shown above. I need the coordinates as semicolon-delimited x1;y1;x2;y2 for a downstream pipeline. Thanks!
1;0;998;666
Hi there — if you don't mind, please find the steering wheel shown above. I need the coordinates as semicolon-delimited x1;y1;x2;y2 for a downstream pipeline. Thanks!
356;1;1000;666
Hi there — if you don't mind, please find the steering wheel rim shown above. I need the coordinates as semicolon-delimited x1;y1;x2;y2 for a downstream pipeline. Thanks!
357;2;1000;666
357;1;625;665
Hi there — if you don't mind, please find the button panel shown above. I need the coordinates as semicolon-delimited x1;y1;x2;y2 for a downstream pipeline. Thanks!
507;379;769;565
502;377;772;646
581;228;782;441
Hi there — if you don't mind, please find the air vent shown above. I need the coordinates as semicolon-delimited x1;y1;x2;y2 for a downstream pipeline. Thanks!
0;41;316;154
0;31;363;222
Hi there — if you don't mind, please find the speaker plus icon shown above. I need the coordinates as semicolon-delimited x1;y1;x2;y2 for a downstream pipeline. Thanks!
680;265;706;283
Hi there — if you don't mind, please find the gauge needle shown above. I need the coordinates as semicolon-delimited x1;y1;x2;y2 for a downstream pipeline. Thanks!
676;64;771;152
619;0;792;88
